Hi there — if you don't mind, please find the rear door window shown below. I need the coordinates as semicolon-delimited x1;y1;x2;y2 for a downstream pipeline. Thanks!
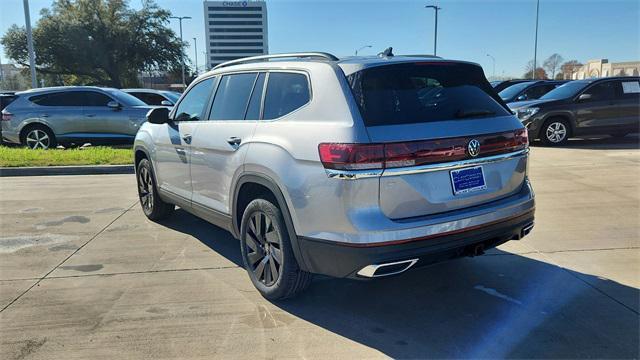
263;72;310;120
29;91;86;106
209;73;258;120
348;62;510;126
245;73;266;120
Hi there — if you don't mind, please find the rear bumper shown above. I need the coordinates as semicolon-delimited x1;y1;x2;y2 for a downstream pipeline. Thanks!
297;209;535;279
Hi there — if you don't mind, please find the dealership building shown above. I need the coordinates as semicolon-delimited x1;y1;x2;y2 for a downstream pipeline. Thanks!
203;1;268;70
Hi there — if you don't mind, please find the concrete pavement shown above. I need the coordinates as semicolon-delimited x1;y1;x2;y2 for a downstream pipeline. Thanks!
0;136;638;359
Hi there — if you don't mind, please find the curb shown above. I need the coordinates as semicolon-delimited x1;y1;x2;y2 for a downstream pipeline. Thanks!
0;164;134;177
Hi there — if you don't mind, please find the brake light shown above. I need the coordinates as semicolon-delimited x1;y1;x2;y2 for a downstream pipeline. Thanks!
319;129;528;171
318;143;384;170
1;111;12;121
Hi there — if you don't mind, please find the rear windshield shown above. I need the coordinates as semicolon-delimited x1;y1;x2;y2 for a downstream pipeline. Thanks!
347;62;510;126
498;81;535;100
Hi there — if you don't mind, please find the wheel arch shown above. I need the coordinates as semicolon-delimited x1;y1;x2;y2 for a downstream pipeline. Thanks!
232;173;310;272
18;121;54;144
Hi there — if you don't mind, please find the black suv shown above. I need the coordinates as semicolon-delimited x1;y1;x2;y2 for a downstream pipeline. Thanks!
499;80;567;104
509;77;640;145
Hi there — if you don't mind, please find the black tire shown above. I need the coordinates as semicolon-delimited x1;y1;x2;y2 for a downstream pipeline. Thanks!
240;198;312;300
539;118;571;146
22;124;57;150
136;158;174;221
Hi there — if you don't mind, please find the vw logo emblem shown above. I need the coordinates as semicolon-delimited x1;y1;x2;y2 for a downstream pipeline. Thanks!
468;139;481;157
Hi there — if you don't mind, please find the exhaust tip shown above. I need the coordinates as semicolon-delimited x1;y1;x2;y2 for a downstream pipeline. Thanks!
357;259;419;278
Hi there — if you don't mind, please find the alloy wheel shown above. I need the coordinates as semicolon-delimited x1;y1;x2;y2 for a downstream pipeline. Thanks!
245;211;283;286
138;166;154;212
545;122;567;143
26;129;50;149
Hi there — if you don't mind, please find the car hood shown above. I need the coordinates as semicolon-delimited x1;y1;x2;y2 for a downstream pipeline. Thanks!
508;98;559;110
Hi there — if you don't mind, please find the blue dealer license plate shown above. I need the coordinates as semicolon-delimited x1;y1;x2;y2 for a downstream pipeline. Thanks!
450;166;487;195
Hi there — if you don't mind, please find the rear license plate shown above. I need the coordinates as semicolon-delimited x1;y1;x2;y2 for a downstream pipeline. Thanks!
450;166;487;195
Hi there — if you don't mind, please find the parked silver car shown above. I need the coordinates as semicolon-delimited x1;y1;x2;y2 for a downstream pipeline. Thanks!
1;86;153;149
134;52;536;299
122;88;181;107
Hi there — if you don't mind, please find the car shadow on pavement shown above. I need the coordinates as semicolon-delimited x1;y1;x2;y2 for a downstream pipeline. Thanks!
534;134;639;150
276;251;639;359
158;208;639;358
159;209;243;267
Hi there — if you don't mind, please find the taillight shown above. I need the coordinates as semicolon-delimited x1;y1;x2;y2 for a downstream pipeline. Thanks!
318;143;384;170
1;111;12;121
319;129;528;171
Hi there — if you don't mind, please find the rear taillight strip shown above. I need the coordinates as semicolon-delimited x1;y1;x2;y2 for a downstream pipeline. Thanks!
320;129;529;179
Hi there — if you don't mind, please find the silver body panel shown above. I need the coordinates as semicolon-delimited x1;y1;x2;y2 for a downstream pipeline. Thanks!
134;56;535;246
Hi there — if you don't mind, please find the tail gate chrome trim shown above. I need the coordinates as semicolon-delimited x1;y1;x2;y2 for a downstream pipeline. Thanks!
325;148;529;180
357;259;419;278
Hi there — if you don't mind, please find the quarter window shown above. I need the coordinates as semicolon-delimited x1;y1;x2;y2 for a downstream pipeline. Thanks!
174;77;215;121
263;73;310;120
209;73;258;120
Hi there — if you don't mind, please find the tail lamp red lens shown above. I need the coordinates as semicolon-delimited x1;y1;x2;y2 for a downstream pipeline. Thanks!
1;111;12;121
319;129;529;171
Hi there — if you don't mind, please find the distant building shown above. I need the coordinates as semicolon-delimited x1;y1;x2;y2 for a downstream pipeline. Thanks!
567;59;640;80
203;1;268;70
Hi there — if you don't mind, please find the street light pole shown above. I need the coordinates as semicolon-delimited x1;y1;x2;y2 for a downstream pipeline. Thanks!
170;16;192;87
425;5;442;56
486;53;496;79
193;37;198;76
532;0;540;80
23;0;37;88
355;45;372;56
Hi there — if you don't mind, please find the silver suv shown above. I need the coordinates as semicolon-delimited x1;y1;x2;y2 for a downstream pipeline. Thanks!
1;86;153;149
134;52;535;299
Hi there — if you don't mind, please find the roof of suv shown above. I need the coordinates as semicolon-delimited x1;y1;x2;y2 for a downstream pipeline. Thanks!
204;52;482;77
16;86;115;95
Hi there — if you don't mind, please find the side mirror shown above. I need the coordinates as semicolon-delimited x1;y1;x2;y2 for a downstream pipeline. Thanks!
517;95;527;101
160;100;174;106
578;93;592;101
146;107;170;124
107;101;121;109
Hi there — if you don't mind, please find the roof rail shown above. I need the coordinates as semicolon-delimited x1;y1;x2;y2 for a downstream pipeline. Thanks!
212;52;339;70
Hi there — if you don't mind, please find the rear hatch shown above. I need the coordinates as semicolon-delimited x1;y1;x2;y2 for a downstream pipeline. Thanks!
345;61;528;219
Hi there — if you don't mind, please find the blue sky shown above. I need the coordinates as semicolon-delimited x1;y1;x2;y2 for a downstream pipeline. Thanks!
1;0;639;78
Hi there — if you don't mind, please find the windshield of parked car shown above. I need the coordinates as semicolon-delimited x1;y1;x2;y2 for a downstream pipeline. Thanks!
161;91;181;103
347;62;510;126
498;81;535;100
104;89;148;106
540;81;589;100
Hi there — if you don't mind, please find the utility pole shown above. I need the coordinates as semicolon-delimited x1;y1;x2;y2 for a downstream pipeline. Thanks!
193;37;198;76
532;0;540;80
486;53;496;80
170;16;192;87
23;0;37;88
425;5;442;56
355;45;372;56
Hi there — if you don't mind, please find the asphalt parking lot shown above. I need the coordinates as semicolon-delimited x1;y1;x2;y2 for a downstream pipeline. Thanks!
1;136;638;359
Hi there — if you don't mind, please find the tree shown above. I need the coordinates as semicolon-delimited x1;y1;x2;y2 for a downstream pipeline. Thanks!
523;60;548;80
543;53;563;79
559;60;583;80
1;0;185;88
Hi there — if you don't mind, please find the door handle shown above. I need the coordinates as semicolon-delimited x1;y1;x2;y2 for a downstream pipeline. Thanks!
182;134;192;144
226;137;242;149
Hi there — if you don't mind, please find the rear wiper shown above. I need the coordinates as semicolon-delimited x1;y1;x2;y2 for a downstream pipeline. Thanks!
455;109;496;119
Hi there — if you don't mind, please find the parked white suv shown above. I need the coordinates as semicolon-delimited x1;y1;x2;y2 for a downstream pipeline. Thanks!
134;52;535;299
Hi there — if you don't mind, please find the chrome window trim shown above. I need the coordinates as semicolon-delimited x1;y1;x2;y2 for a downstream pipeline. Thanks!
324;148;529;180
